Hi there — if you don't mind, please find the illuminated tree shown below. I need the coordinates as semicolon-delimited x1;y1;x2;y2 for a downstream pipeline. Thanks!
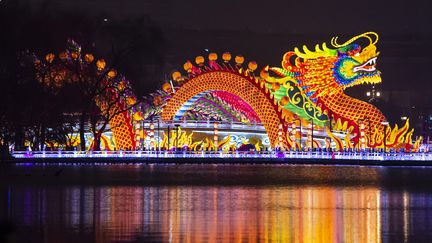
34;40;139;151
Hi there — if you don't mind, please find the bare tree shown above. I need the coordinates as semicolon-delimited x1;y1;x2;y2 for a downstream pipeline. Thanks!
34;40;139;151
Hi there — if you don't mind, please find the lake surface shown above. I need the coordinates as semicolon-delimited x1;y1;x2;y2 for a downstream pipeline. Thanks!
1;163;432;242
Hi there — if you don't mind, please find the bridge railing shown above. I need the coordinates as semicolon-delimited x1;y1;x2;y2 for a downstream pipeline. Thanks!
9;150;432;161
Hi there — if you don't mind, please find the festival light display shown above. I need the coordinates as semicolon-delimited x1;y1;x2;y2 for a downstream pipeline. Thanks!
35;33;421;152
159;32;420;151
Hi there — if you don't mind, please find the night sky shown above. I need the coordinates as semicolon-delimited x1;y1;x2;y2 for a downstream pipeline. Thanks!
10;0;432;106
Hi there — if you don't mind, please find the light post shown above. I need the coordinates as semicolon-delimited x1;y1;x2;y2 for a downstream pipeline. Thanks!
175;124;180;151
293;118;302;151
366;86;381;103
167;124;170;151
310;119;314;151
157;118;161;153
213;122;219;151
381;121;389;153
278;123;284;151
150;119;155;151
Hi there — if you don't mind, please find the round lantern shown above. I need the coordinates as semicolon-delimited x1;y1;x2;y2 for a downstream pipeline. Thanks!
107;70;117;79
222;52;231;62
45;53;55;63
96;59;106;70
235;55;244;65
162;83;172;93
71;52;79;60
127;96;136;106
172;71;181;81
84;54;94;63
248;61;258;71
195;56;205;65
208;53;218;61
183;61;193;72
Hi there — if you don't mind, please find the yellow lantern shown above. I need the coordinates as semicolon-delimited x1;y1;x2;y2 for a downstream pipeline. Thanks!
162;83;172;93
84;54;94;63
235;55;244;65
59;52;68;60
45;53;55;63
208;53;218;61
96;59;106;70
195;56;205;65
248;61;257;71
183;61;193;72
172;71;181;81
107;70;117;79
222;52;231;62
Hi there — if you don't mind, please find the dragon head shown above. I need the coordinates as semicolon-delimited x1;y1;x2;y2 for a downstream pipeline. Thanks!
331;32;381;89
282;32;382;97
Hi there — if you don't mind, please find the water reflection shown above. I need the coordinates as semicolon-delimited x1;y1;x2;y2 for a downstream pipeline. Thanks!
3;185;401;243
3;165;432;242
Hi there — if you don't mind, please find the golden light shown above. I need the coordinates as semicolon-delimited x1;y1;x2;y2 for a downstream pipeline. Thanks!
208;53;218;61
183;61;193;72
172;71;182;81
235;55;244;65
45;53;55;63
126;97;136;106
213;122;219;150
195;56;205;66
248;61;258;71
96;59;106;70
84;53;94;63
222;52;231;62
162;83;172;93
107;70;117;79
59;52;68;60
71;52;79;60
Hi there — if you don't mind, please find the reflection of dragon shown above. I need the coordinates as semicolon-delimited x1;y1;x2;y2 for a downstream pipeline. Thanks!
262;32;404;147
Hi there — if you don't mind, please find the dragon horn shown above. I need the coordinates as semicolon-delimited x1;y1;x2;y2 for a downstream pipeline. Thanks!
331;32;379;48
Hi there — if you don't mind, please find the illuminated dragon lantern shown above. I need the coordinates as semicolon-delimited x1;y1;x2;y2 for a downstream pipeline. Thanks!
261;32;418;150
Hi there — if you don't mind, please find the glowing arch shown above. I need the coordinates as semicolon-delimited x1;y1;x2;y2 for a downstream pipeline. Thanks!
161;70;289;148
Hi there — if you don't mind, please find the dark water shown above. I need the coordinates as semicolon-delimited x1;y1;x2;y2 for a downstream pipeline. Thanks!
1;164;432;243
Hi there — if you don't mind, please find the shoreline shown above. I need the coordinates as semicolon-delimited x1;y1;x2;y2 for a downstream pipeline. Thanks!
4;156;432;167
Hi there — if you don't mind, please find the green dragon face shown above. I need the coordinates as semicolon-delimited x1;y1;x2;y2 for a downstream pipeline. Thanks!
333;43;381;89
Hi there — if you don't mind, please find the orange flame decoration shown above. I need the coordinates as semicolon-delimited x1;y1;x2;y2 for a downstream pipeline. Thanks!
367;119;421;152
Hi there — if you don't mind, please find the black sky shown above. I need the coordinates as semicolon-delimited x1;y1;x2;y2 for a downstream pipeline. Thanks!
18;0;432;100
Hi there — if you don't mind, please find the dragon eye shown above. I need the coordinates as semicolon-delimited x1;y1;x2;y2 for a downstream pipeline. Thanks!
354;52;360;57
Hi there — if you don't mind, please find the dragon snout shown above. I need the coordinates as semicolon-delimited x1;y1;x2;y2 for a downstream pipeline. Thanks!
353;57;377;73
